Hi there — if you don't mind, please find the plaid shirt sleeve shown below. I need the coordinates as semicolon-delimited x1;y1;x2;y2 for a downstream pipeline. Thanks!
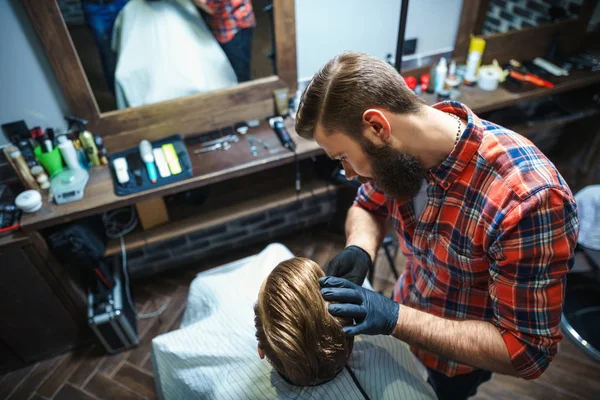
353;182;390;218
489;187;579;380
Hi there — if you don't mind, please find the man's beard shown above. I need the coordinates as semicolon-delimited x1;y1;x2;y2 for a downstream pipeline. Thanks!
359;141;427;201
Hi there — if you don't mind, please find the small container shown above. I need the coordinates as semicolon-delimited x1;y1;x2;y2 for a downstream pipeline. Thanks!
7;147;38;190
15;190;43;213
36;174;50;191
426;64;436;94
58;136;84;170
444;60;461;89
404;76;417;91
113;157;130;184
434;58;448;94
247;119;260;128
437;89;451;102
30;165;45;178
35;146;64;177
420;74;430;92
464;37;486;86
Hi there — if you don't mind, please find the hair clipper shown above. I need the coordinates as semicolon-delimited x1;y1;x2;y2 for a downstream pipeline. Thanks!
269;116;296;153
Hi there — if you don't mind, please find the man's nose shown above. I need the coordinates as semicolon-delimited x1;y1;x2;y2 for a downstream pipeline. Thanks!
342;161;358;180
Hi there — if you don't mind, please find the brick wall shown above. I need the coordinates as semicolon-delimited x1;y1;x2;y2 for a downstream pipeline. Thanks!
482;0;584;34
58;0;85;25
125;190;337;278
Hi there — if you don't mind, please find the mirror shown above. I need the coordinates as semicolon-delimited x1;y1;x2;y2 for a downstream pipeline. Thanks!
58;0;276;112
478;0;585;35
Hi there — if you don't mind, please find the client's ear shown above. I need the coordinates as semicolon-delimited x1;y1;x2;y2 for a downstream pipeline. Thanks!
258;347;265;359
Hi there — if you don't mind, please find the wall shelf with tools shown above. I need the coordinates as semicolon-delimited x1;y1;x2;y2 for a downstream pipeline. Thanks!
101;158;342;278
18;72;600;235
420;68;600;114
19;119;321;233
103;164;336;257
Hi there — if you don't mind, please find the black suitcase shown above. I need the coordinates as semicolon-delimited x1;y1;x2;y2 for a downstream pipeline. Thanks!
88;256;139;353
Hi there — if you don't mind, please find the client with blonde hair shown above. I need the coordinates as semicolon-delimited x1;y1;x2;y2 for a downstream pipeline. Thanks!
254;257;353;386
152;244;436;399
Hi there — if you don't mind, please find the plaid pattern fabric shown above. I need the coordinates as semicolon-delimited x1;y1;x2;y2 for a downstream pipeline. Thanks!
354;101;579;379
204;0;256;44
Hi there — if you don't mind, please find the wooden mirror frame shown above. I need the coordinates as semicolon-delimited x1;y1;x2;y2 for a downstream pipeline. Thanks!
453;0;597;66
22;0;297;152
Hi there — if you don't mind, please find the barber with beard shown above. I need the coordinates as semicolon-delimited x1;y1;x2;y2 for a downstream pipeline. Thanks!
294;52;579;400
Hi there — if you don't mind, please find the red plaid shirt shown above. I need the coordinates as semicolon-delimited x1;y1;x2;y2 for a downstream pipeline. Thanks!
355;101;578;379
204;0;256;44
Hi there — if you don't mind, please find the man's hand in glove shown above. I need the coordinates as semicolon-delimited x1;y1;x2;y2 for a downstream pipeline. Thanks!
325;246;373;286
320;276;400;336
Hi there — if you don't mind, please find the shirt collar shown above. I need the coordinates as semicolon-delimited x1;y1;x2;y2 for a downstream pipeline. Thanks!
427;101;484;190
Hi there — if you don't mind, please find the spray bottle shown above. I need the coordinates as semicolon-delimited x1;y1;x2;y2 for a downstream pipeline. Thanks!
65;116;94;169
464;37;486;86
434;57;448;94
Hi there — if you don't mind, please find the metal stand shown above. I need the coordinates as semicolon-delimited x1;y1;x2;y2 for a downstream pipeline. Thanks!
394;0;410;73
369;234;400;286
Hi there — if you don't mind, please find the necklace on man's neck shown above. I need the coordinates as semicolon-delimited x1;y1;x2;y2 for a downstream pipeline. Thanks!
446;113;462;147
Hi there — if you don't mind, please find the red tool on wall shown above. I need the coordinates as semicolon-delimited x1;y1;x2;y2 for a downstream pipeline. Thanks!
508;70;555;88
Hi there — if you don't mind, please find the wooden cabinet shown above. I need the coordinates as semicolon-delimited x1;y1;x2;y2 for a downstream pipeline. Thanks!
0;235;88;374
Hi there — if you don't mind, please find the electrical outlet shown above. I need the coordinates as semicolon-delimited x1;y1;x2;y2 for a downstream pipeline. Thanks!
403;38;417;56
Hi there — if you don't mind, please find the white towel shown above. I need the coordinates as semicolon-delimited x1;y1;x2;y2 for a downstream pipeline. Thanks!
112;0;237;109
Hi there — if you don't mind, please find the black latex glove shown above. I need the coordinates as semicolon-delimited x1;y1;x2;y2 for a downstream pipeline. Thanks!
321;276;400;336
325;245;373;286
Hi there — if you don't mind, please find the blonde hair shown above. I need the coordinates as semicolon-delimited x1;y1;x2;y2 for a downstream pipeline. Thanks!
254;257;353;386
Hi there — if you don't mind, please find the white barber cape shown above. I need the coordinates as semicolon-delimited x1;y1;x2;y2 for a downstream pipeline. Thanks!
151;243;436;399
112;0;237;109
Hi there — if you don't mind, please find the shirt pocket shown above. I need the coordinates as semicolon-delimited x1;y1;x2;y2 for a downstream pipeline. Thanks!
430;235;490;291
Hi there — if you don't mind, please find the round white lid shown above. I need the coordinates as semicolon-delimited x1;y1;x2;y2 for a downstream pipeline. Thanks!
15;190;42;211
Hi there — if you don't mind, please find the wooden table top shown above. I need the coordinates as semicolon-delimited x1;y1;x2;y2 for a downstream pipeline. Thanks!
20;118;321;232
420;68;600;113
19;69;600;233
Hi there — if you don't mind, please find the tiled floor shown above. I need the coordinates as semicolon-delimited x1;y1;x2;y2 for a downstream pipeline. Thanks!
1;228;598;399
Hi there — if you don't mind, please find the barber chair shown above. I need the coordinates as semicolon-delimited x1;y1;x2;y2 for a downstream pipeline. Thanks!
560;185;600;362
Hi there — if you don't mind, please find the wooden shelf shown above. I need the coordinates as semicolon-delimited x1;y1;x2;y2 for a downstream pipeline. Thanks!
104;178;335;256
20;118;322;232
509;109;600;137
0;231;30;249
421;69;600;114
18;69;600;233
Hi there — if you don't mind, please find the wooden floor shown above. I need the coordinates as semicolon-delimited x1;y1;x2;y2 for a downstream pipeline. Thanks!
1;227;599;400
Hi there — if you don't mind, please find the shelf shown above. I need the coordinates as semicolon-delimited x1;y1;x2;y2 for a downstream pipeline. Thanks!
104;178;335;256
20;118;322;232
0;231;30;249
509;109;600;137
19;68;600;233
420;69;600;113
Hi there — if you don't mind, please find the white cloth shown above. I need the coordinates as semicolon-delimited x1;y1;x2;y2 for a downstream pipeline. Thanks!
151;243;436;399
575;185;600;250
112;0;237;109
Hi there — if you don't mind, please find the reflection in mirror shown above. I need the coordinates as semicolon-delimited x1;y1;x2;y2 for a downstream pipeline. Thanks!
479;0;584;35
58;0;275;112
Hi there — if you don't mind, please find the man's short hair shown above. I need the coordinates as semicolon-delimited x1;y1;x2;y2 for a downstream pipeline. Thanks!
295;51;424;142
254;257;353;386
